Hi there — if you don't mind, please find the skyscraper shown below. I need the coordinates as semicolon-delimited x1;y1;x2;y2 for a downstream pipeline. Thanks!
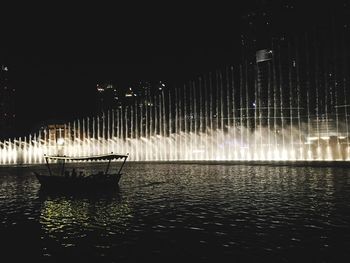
96;83;121;112
0;64;15;139
239;0;350;140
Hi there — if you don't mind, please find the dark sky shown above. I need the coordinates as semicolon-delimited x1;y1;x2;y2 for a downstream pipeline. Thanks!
0;1;341;136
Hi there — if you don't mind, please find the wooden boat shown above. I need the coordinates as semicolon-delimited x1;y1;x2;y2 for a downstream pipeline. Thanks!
34;153;128;191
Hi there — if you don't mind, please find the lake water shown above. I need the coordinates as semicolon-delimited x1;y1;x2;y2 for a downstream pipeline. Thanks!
1;163;350;262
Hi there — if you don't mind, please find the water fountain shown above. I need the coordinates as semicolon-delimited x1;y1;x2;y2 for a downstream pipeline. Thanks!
1;33;349;165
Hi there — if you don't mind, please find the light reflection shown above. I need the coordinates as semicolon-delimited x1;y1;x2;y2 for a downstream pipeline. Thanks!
39;191;133;244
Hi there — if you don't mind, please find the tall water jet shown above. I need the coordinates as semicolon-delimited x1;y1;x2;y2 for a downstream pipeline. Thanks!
1;28;349;164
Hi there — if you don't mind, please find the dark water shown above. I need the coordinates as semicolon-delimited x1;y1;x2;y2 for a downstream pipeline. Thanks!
1;163;350;262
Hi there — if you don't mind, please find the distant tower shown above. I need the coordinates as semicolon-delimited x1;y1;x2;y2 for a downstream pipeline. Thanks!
256;49;273;110
240;0;296;123
96;83;121;112
240;0;295;61
125;80;153;106
0;64;15;139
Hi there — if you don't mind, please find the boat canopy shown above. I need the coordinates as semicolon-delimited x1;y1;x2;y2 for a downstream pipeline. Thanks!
44;153;128;161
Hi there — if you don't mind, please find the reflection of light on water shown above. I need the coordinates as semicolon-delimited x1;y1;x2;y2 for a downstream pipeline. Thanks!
1;161;343;261
39;196;133;245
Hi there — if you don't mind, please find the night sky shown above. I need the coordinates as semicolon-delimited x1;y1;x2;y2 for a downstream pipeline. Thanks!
0;1;340;136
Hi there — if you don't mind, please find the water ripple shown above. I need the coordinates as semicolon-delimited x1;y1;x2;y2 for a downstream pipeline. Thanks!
1;164;350;262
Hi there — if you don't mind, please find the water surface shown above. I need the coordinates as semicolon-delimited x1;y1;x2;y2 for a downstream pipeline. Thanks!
1;163;350;262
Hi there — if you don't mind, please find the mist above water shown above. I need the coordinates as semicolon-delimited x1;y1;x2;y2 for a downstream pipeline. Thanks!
1;34;350;164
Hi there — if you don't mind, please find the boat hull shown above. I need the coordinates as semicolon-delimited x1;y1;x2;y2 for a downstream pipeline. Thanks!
35;173;121;191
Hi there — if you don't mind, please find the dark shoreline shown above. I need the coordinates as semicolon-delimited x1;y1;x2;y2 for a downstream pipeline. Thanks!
1;160;350;169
